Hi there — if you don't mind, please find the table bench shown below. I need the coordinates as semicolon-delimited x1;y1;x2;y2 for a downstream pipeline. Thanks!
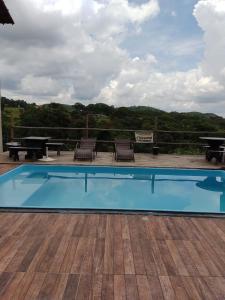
207;150;225;163
200;137;225;162
6;142;21;158
22;136;51;157
9;147;42;161
46;143;64;156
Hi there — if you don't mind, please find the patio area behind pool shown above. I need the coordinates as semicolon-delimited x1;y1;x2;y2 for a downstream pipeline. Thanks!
0;151;223;169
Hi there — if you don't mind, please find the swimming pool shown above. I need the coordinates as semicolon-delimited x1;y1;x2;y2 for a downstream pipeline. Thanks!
0;165;225;214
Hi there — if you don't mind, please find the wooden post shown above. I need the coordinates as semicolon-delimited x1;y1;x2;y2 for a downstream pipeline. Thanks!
154;117;158;144
10;114;14;141
0;82;3;152
85;114;89;138
0;106;2;152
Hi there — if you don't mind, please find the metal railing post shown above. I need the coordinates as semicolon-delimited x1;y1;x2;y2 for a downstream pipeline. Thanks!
10;114;14;141
86;114;89;138
12;125;224;152
154;117;158;145
0;82;3;152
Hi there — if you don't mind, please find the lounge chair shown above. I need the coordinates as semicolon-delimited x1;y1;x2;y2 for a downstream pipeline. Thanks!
80;138;96;148
74;138;96;161
114;139;135;161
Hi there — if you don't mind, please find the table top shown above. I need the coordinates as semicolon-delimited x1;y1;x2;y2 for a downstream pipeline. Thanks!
46;142;64;145
22;136;51;140
6;142;21;146
200;137;225;141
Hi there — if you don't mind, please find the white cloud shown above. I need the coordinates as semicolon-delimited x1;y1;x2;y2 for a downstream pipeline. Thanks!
94;0;225;114
20;75;60;96
120;0;160;23
34;0;83;15
1;0;225;115
169;38;203;57
193;0;225;84
82;0;160;39
1;0;159;102
95;63;224;111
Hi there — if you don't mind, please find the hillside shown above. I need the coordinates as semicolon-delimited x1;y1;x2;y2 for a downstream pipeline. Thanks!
2;96;225;131
2;96;225;153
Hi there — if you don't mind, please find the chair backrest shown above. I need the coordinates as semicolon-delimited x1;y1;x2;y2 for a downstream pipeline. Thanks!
80;138;96;149
81;138;96;143
114;139;131;149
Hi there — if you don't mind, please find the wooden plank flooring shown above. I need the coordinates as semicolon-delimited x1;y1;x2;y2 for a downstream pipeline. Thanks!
0;213;224;299
0;163;18;175
0;164;225;299
0;151;221;169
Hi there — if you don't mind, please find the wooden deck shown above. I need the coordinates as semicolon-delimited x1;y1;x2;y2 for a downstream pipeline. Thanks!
0;164;18;175
0;165;225;299
0;151;223;169
0;213;224;299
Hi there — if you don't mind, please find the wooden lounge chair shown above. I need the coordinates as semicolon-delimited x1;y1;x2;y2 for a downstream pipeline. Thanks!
80;138;96;148
74;148;94;161
114;139;135;161
74;138;96;161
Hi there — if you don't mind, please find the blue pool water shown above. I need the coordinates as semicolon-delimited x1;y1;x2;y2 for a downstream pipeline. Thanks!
0;165;225;213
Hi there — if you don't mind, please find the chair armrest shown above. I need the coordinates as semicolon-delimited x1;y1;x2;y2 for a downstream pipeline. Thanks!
75;142;80;150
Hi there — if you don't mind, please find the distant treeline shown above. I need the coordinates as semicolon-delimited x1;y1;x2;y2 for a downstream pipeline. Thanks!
2;96;225;153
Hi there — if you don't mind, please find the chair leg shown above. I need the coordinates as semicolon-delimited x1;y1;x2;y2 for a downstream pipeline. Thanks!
14;150;19;161
31;151;37;160
9;149;13;158
57;147;60;156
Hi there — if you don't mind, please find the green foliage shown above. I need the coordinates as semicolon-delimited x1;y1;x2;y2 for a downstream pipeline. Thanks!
2;96;225;153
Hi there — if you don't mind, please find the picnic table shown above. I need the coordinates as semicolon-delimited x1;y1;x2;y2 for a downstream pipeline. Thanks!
6;142;21;158
22;136;51;158
200;137;225;162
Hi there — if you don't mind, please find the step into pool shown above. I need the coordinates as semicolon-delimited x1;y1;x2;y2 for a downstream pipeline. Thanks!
0;165;225;214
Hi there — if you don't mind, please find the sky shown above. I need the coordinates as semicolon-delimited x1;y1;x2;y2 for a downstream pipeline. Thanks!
1;0;225;115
